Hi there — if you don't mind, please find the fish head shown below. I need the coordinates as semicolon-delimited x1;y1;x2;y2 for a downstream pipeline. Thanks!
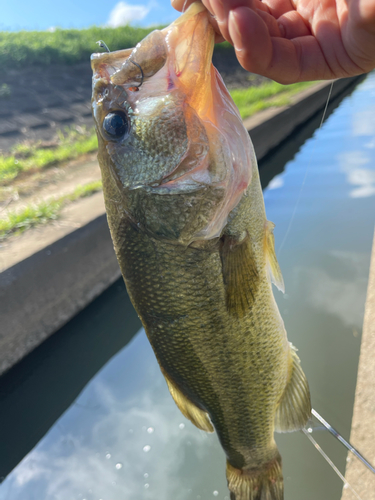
91;2;255;245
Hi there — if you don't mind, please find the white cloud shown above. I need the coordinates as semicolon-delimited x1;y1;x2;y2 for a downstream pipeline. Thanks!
6;383;224;500
267;175;284;190
365;137;375;149
107;2;150;27
337;150;375;198
298;251;369;328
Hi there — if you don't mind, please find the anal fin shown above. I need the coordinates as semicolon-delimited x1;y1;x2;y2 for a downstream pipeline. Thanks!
275;345;311;432
220;234;259;318
161;368;214;433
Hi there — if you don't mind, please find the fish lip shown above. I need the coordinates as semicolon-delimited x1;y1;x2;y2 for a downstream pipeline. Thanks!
90;48;134;74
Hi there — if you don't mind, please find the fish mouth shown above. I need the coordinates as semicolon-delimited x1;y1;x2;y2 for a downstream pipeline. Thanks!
91;2;214;108
91;29;168;89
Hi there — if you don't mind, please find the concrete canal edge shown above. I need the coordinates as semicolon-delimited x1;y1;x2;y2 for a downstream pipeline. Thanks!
341;230;375;499
0;75;364;376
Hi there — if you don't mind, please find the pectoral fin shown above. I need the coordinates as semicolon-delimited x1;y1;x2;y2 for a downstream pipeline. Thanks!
274;345;311;432
220;234;259;318
161;368;214;433
264;221;285;292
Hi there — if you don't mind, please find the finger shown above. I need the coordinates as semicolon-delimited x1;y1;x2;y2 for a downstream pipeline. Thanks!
262;0;296;18
257;9;283;37
228;6;334;82
171;0;218;14
228;6;273;72
345;0;375;72
202;0;214;14
208;0;270;42
170;0;227;42
202;1;228;42
207;12;227;42
171;0;197;12
278;10;312;38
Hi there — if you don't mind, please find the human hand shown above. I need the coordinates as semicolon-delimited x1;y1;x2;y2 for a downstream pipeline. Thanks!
171;0;375;83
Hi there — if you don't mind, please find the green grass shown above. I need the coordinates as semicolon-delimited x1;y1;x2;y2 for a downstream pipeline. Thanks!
0;126;98;183
230;81;315;119
0;200;61;238
66;180;102;201
0;27;234;69
0;180;102;239
0;26;160;69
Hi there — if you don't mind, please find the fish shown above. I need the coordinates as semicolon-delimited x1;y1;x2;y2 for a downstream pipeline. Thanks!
91;3;311;499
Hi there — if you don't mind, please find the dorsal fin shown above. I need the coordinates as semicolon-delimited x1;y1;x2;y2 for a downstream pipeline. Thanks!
220;234;259;318
264;221;285;293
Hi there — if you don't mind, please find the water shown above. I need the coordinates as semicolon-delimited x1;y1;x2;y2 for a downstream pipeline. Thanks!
1;73;374;500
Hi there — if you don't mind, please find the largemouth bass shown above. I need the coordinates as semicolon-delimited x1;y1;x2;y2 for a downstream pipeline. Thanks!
91;3;311;499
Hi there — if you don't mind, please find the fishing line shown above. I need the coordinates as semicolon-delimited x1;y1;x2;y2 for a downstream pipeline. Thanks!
302;428;363;500
312;408;375;475
277;82;334;257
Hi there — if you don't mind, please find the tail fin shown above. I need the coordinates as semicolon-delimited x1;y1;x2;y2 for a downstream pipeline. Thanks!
226;454;283;500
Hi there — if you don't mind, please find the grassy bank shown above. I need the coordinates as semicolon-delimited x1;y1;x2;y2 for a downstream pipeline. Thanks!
0;26;233;69
0;26;155;68
0;180;102;239
231;81;315;119
0;126;98;183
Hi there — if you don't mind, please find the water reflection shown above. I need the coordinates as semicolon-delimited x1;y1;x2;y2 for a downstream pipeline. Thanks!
1;73;375;500
2;332;228;500
338;150;375;198
340;75;375;198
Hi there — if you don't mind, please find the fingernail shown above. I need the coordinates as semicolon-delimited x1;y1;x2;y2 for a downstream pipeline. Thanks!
209;0;226;24
228;10;243;50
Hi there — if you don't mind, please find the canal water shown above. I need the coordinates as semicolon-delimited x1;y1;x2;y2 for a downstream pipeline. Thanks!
1;73;374;500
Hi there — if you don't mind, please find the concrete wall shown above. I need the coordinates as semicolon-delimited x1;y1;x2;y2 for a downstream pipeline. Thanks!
0;213;121;375
341;230;375;498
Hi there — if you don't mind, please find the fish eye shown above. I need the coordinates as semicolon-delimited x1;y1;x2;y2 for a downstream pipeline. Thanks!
103;111;128;139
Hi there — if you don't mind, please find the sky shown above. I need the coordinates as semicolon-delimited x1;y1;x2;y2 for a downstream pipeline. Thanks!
0;0;181;31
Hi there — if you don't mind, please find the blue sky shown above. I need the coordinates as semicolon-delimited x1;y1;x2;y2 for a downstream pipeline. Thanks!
0;0;181;31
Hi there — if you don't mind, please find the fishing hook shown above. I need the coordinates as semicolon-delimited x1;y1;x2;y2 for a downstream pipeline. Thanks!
96;40;110;53
128;60;144;92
